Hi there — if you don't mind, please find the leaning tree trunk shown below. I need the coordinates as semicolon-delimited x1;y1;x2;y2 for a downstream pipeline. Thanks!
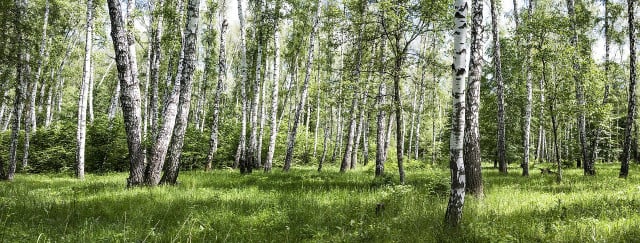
491;0;507;174
6;0;30;181
464;0;484;198
445;0;468;227
205;0;227;171
620;0;636;178
567;0;593;175
265;5;280;172
282;1;321;172
159;0;201;185
107;0;145;187
76;0;94;180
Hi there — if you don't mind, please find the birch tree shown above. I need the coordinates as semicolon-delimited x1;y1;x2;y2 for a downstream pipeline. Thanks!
283;0;321;172
620;0;636;178
444;0;468;227
107;0;146;187
464;0;483;197
76;0;94;180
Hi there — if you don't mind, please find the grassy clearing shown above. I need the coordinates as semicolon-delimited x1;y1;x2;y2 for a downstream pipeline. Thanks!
1;162;640;242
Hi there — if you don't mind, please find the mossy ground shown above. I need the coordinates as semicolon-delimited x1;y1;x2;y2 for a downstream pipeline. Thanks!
1;162;639;242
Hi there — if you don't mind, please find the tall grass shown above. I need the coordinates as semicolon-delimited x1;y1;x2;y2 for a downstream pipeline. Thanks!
1;162;639;242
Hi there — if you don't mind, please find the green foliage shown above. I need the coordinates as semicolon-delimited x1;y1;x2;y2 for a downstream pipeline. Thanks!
2;164;640;242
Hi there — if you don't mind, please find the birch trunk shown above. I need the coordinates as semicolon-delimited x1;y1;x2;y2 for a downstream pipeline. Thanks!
107;0;145;187
522;0;534;176
445;0;468;227
341;94;358;172
264;2;280;172
566;0;593;175
620;0;636;178
160;0;201;185
375;35;387;177
464;0;484;197
283;1;321;171
248;0;264;169
76;0;93;180
590;0;611;165
6;0;30;180
148;0;165;139
23;0;50;169
492;0;507;174
205;0;228;171
237;0;250;174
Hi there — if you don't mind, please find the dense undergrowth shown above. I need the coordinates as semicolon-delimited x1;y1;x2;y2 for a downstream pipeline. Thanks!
1;162;639;242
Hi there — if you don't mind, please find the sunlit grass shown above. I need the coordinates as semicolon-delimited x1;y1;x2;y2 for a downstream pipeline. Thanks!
1;162;639;242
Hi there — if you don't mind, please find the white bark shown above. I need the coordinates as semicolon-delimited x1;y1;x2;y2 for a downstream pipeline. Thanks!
445;0;468;227
76;0;93;180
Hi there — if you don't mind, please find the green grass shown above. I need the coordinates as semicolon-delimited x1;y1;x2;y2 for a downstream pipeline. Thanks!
1;162;640;242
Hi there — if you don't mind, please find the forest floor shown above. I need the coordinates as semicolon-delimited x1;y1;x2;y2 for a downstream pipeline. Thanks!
1;161;640;242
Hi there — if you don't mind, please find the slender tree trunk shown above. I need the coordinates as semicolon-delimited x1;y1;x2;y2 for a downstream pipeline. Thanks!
265;4;280;172
148;0;165;139
248;0;264;169
383;114;393;163
522;0;534;176
313;80;321;158
464;0;484;197
492;0;507;174
6;0;30;180
620;0;636;178
591;0;611;165
205;0;227;171
319;112;331;172
107;0;145;187
445;0;468;227
408;89;417;157
76;0;93;180
341;94;358;172
88;63;95;123
566;0;592;175
392;53;405;184
237;0;250;174
160;0;201;184
23;0;50;169
283;1;321;171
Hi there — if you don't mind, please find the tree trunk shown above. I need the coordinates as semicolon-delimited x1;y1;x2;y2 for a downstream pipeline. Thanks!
248;0;264;170
341;94;358;172
392;53;405;184
444;0;468;227
6;0;30;181
566;0;592;175
620;0;636;178
408;89;417;157
492;0;507;174
148;0;165;139
107;0;145;187
521;0;534;176
282;1;321;172
76;0;94;180
206;1;228;171
265;3;280;172
23;0;50;169
464;0;484;198
591;0;611;166
236;0;251;174
160;0;200;184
